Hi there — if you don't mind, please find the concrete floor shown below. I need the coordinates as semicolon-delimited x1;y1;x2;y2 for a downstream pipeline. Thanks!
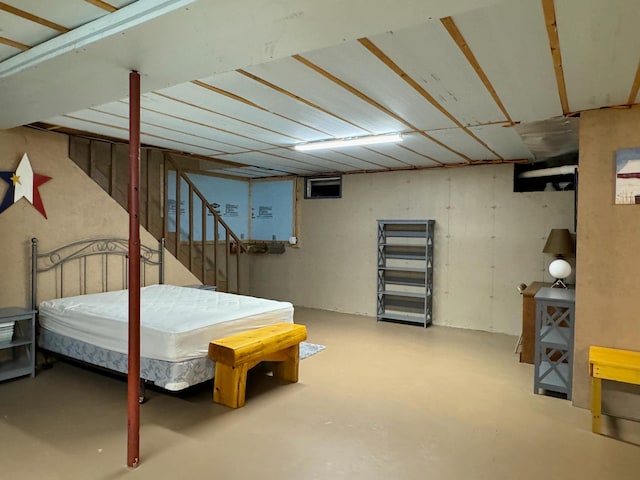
1;308;638;479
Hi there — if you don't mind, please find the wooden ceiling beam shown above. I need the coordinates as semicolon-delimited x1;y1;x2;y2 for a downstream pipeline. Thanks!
396;144;444;166
152;91;305;142
261;149;358;171
132;96;282;149
333;157;529;177
440;16;513;125
28;122;247;169
84;0;118;13
89;106;235;155
541;0;569;114
322;148;393;170
237;68;373;134
192;79;334;137
360;146;413;167
293;53;473;163
192;80;267;111
0;36;30;51
0;2;69;33
63;113;230;156
357;37;502;161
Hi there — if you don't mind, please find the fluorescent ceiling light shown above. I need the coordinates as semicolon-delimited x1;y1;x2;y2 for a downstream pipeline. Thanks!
294;133;402;152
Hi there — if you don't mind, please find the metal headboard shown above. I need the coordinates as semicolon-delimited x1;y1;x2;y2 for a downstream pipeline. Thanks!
31;237;165;310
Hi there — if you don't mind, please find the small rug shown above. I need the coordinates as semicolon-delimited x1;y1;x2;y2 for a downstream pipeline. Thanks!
300;342;325;360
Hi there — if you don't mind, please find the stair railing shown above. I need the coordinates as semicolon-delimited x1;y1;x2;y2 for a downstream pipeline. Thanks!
163;154;246;293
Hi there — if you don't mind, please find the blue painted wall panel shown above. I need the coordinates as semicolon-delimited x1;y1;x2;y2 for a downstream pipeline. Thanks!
251;180;294;241
167;171;293;241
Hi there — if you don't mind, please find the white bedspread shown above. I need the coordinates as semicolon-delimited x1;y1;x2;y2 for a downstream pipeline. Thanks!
38;285;294;362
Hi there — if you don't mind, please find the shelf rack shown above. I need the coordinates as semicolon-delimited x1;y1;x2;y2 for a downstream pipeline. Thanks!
0;307;36;382
376;219;434;327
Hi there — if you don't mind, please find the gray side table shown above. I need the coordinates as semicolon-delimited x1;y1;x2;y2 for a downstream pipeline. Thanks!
0;307;36;382
533;288;575;399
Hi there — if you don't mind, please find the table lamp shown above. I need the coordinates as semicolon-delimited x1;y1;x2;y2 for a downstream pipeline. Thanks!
543;228;574;288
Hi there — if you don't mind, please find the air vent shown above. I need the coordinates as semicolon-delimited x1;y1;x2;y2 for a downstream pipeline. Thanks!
304;176;342;199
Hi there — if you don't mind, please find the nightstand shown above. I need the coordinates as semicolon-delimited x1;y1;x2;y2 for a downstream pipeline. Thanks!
0;307;36;382
533;288;575;399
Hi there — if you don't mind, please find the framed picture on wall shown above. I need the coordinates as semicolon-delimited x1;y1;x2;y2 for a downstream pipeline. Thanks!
615;148;640;204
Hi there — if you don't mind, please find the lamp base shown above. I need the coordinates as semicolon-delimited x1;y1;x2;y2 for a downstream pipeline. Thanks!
551;278;568;288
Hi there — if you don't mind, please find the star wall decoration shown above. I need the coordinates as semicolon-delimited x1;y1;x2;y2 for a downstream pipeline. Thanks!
0;153;51;218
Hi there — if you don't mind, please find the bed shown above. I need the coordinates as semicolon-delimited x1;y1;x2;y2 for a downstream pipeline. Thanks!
31;237;294;392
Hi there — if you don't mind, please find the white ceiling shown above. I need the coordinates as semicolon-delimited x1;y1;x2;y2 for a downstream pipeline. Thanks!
1;0;639;178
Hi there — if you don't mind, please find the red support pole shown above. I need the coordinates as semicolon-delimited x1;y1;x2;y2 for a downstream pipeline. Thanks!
127;70;141;468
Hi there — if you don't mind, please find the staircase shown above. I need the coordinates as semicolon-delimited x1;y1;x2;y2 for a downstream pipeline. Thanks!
68;136;247;293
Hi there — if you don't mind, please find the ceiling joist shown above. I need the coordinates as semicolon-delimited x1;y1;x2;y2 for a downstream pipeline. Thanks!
293;53;473;163
0;2;69;33
130;100;280;150
329;148;395;169
16;1;637;176
84;0;118;13
90;107;235;155
192;80;267;111
260;149;356;171
63;113;224;155
357;146;411;167
167;75;448;168
541;0;569;114
358;37;503;161
396;144;443;166
153;91;306;143
192;79;334;137
0;36;30;51
439;17;514;125
236;68;374;135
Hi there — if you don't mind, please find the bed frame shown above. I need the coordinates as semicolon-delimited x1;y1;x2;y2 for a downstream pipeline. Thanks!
31;237;167;400
31;237;165;310
31;237;293;399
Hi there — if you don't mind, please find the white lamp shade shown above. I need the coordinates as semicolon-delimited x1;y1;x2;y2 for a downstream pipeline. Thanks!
549;259;572;279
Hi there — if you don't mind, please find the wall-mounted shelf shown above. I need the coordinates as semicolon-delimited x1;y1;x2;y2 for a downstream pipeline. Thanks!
376;220;434;327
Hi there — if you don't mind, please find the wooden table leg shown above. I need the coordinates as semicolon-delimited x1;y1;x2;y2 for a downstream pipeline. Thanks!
591;376;602;434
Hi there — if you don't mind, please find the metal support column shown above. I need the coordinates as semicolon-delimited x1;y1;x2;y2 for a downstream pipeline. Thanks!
127;70;141;468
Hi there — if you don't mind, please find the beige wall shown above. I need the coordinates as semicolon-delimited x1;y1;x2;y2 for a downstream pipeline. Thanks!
0;127;198;308
250;164;574;335
574;106;640;441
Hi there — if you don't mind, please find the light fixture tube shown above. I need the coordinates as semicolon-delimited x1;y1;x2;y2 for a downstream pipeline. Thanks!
294;133;402;152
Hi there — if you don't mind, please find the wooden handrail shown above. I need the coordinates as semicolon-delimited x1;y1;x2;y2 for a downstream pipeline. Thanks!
163;155;246;293
65;136;246;293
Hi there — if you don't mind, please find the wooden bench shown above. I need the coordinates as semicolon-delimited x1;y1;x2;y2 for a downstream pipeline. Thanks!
208;322;307;408
589;345;640;434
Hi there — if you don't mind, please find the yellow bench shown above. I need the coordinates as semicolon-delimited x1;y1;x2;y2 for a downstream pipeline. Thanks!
208;322;307;408
589;345;640;434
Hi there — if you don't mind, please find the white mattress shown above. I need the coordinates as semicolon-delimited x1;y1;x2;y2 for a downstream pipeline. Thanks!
38;285;294;362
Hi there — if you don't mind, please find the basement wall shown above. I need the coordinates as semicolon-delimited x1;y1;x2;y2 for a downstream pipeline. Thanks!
573;106;640;443
249;163;574;335
0;127;198;308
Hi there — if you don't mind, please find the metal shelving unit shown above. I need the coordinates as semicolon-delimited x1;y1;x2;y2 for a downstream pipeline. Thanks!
0;307;36;382
376;219;434;327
